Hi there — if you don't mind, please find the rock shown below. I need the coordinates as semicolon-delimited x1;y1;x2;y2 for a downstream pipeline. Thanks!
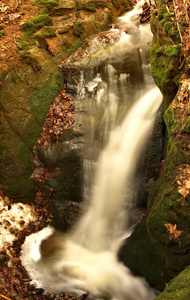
0;254;8;266
145;0;190;284
150;1;184;110
48;200;83;231
155;265;190;300
1;0;125;202
118;219;171;290
50;0;76;16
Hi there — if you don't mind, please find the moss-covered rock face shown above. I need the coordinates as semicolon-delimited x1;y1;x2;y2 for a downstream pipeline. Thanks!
150;0;184;110
155;265;190;300
0;0;131;201
118;219;171;290
146;81;190;277
120;0;190;292
143;0;190;283
0;66;64;201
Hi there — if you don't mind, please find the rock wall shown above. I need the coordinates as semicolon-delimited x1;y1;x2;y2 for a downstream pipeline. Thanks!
119;0;190;293
0;0;131;201
147;0;190;278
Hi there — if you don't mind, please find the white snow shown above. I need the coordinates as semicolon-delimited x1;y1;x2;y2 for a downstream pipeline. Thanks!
0;196;38;251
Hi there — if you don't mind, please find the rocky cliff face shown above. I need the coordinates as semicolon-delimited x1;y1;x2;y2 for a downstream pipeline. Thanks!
119;0;190;295
0;0;131;201
147;0;190;278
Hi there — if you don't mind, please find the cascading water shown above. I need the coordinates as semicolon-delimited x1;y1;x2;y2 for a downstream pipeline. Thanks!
20;1;162;299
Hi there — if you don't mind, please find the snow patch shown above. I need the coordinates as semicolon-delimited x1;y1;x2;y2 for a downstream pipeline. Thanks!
0;196;38;251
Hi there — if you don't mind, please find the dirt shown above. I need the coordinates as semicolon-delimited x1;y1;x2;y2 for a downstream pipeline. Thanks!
0;0;39;70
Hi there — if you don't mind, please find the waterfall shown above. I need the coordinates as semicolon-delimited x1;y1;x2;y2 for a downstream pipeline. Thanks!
20;1;162;299
72;88;162;253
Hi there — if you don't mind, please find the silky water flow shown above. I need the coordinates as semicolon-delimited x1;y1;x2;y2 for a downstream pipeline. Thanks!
20;1;162;299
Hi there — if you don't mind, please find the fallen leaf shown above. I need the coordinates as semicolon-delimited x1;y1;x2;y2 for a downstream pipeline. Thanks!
179;187;189;197
164;223;183;242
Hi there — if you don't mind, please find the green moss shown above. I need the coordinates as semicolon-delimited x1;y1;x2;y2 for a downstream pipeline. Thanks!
164;104;190;169
33;0;59;13
0;30;5;38
16;35;31;51
75;11;80;18
76;2;96;12
151;0;180;43
17;144;33;171
111;0;130;10
62;36;72;49
21;14;52;35
6;174;35;201
151;42;182;109
0;69;6;82
24;118;41;139
181;116;190;133
29;71;63;124
9;70;19;83
34;26;56;40
58;28;69;34
29;86;57;124
106;10;115;24
146;90;190;276
71;38;82;52
19;51;42;71
72;21;84;37
119;219;171;290
147;170;190;276
155;266;190;300
0;146;6;155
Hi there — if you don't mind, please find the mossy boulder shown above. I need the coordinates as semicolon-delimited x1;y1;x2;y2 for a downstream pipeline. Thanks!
0;64;64;201
118;219;171;290
21;14;52;35
151;43;182;110
146;82;190;277
155;265;190;300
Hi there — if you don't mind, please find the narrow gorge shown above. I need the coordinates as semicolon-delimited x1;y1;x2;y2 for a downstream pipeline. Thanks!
0;1;189;300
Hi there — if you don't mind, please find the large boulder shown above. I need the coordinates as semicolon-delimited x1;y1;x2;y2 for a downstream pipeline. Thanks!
146;81;190;277
155;265;190;300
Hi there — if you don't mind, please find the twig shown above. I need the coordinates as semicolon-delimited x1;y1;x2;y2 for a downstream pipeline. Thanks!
172;0;183;43
0;294;13;300
13;35;21;49
15;0;19;10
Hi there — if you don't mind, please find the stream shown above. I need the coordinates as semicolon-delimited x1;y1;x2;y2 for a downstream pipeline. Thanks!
20;1;162;299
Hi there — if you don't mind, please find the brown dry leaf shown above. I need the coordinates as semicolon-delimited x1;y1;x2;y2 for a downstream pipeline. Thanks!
179;187;189;197
184;180;190;189
164;223;183;241
177;164;190;197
